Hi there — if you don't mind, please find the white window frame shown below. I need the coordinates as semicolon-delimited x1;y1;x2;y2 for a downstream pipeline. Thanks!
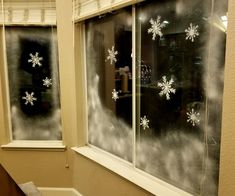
72;4;193;196
0;0;65;150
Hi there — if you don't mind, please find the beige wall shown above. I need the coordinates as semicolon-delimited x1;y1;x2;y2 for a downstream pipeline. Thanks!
218;0;235;195
73;154;152;196
0;149;73;187
0;0;75;189
1;0;235;195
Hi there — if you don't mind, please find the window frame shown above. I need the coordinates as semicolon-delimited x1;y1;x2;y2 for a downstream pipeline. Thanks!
0;2;65;150
73;4;195;196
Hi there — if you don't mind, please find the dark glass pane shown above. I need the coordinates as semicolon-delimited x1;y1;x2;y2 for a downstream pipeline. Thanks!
136;0;227;195
86;7;133;162
6;27;62;140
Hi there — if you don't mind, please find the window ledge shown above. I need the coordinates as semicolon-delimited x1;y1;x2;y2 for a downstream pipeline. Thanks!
72;146;193;196
1;141;66;151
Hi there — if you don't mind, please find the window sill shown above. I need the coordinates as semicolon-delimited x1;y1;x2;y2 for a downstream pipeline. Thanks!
72;146;192;196
1;141;66;151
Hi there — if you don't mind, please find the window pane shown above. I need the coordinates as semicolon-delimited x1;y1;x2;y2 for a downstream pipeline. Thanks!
136;0;227;195
86;7;133;162
6;27;62;140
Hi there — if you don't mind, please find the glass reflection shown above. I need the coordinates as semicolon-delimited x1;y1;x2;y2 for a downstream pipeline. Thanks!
136;0;227;195
86;7;133;162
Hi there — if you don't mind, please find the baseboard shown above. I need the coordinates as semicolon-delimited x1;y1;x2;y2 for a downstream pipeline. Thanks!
38;187;82;196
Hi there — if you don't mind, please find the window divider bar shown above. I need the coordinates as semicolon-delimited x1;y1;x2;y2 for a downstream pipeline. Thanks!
82;22;89;145
132;5;136;167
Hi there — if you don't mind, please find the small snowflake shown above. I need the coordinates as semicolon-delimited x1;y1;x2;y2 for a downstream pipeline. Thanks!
157;76;176;100
22;91;37;106
185;23;199;42
28;52;43;67
140;115;150;130
42;77;52;87
106;46;118;65
112;89;119;101
148;16;166;40
187;108;200;126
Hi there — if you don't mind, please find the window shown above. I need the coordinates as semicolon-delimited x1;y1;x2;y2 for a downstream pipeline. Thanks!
83;0;228;195
86;7;133;162
1;0;62;142
5;26;62;140
135;0;227;195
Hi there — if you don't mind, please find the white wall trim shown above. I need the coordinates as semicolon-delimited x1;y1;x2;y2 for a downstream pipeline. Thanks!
38;187;82;196
72;146;193;196
1;140;66;151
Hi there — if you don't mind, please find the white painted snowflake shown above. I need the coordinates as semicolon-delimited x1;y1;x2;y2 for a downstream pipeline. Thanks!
186;108;200;126
42;77;52;87
22;91;37;106
28;52;43;67
157;76;176;100
112;89;119;101
185;23;199;42
106;46;118;65
140;115;150;130
148;16;166;40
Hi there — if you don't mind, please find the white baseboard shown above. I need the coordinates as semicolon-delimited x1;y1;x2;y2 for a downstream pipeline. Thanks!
38;187;82;196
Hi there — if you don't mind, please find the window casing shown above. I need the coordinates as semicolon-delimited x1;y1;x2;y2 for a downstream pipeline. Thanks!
0;0;63;144
83;0;228;195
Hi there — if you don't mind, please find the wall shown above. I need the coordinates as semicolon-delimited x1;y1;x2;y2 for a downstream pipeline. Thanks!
218;0;235;195
0;0;235;196
0;2;75;189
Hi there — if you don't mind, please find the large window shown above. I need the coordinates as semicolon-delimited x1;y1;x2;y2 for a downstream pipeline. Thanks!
85;0;228;195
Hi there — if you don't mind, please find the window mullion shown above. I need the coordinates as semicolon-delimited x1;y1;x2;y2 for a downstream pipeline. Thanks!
132;5;136;167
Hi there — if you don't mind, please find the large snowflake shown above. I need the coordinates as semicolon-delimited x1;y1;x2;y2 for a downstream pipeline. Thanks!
140;115;150;130
22;91;37;106
106;46;118;65
157;76;176;100
148;16;166;40
112;89;119;101
28;52;43;68
187;108;200;126
185;23;199;42
42;77;52;87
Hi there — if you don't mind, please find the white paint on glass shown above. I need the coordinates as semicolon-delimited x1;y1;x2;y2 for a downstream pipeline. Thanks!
148;16;166;40
106;46;118;65
22;91;37;106
28;52;43;67
157;76;176;100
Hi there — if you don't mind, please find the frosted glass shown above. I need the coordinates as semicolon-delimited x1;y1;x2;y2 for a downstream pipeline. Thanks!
6;27;62;140
135;0;228;195
86;8;133;162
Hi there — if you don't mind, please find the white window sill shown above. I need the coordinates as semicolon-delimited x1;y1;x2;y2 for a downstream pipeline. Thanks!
1;141;66;151
72;146;193;196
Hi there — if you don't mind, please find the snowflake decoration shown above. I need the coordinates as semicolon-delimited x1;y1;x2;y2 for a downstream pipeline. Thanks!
112;89;119;101
28;52;43;68
42;77;52;87
22;91;37;106
148;16;166;40
185;23;199;42
186;108;200;126
157;76;176;100
140;115;150;130
106;46;118;65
